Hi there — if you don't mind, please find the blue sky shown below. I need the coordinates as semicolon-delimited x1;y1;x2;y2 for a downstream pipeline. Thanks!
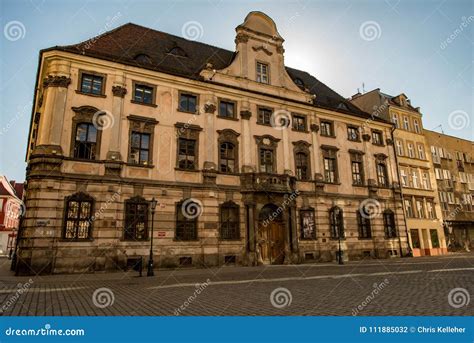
1;0;472;181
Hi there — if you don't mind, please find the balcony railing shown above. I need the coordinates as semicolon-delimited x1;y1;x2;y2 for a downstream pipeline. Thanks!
240;173;297;193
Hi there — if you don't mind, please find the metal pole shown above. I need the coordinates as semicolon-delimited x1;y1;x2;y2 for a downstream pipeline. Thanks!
147;199;156;277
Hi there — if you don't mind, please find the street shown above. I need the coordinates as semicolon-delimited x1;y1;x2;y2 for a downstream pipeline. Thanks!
0;254;472;316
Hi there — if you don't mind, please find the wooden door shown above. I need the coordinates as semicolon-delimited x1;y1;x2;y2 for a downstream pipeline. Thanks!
259;221;285;264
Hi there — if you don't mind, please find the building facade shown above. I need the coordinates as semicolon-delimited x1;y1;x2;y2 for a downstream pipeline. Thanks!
424;130;474;251
18;12;409;275
351;90;447;256
0;176;24;256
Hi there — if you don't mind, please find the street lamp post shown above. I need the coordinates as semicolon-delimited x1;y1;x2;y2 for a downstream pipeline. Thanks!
147;197;158;277
336;208;344;265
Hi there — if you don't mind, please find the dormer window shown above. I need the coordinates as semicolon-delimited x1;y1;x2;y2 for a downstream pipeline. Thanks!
256;62;269;84
168;47;187;57
294;78;304;90
134;54;152;64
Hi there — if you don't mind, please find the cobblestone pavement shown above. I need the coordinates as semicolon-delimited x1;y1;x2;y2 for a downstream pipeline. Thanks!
0;254;472;316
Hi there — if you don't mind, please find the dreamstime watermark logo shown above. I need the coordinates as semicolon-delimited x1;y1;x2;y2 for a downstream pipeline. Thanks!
359;21;381;41
440;16;474;50
181;198;203;219
89;191;121;224
352;279;390;316
174;279;211;315
0;279;34;314
448;110;470;130
92;288;114;309
83;12;123;50
92;110;115;130
270;287;292;308
262;190;300;227
181;21;203;41
4;21;26;41
359;198;382;219
270;110;292;130
448;288;470;308
0;101;32;136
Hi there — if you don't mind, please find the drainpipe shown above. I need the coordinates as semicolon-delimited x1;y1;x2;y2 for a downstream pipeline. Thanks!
390;127;412;257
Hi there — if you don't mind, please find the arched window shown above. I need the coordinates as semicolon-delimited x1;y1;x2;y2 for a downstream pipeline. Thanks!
124;196;149;240
357;209;372;239
71;106;103;160
134;54;152;64
176;199;199;241
63;192;94;240
377;162;389;187
295;152;309;180
219;201;240;240
168;47;187;57
383;210;397;238
329;206;344;238
293;78;305;90
219;142;236;173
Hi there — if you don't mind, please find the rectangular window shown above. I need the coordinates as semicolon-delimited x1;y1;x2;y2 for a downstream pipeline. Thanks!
396;140;404;156
133;84;154;105
176;201;198;240
256;62;269;84
129;132;150;165
403;116;410;130
377;162;389;187
257;107;272;125
124;199;148;240
426;201;436;219
300;209;316;240
417;144;425;160
391;113;399;128
416;199;425;218
412;170;419;188
295;152;309;180
80;73;103;95
259;148;274;173
220;203;240;240
292;114;307;132
404;199;414;217
430;229;440;248
179;93;198;113
407;143;415;158
178;138;196;170
414;119;420;133
347;126;360;141
74;123;98;160
410;229;421;249
218;100;236;118
320;121;334;137
400;169;408;187
64;195;93;240
357;212;372;239
372;130;383;145
422;172;430;189
323;149;338;183
350;153;364;185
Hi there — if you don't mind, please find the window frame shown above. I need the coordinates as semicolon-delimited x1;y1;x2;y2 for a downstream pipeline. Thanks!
175;199;198;241
322;147;338;183
329;206;344;239
62;192;94;241
292;113;307;132
123;196;149;241
129;131;151;166
70;106;103;161
257;106;273;126
320;120;335;137
127;115;158;167
256;61;270;84
77;70;106;97
218;99;237;119
73;122;99;160
219;201;240;240
376;162;389;187
357;209;372;239
350;152;365;186
383;210;397;239
178;91;199;113
131;81;157;107
371;130;384;146
300;208;316;240
347;125;361;142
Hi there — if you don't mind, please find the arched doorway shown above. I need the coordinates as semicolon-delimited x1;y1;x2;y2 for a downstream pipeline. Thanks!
258;204;286;264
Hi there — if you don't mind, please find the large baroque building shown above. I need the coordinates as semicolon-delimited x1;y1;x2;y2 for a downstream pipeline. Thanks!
18;12;409;275
424;130;474;251
351;89;447;256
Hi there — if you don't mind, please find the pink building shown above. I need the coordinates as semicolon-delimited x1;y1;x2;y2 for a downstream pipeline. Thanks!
0;176;24;256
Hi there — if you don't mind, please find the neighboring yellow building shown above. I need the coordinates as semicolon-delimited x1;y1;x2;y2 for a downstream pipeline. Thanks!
18;12;409;274
351;90;447;256
424;130;474;251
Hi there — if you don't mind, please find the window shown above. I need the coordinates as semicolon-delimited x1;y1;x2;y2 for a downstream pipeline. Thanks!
417;144;425;160
404;199;414;217
416;199;425;218
179;92;198;113
377;162;389;187
178;138;196;170
295;152;309;180
129;132;150;165
403;116;410;130
372;130;383;145
383;210;396;238
400;169;408;187
435;168;443;180
430;229;440;248
323;149;338;183
414;119;420;133
256;61;269;84
176;199;198;240
447;192;455;204
220;202;240;240
439;191;448;211
407;143;415;158
80;73;104;95
259;148;274;173
391;113;399;128
329;206;344;239
411;170;419;188
74;123;98;160
347;126;360;141
396;140;404;156
320;121;334;137
294;78;305;90
422;172;430;189
431;146;441;164
292;114;307;132
63;193;93;240
257;107;272;125
410;229;421;249
124;197;149;240
426;200;436;219
300;209;316;239
219;142;236;173
357;209;372;239
350;153;364;185
218;100;236;118
133;83;154;105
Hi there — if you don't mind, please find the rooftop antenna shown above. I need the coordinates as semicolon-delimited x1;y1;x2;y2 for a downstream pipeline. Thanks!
362;82;365;93
432;124;444;134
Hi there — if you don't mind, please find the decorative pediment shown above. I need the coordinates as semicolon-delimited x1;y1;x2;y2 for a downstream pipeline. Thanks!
252;45;273;56
254;134;280;147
